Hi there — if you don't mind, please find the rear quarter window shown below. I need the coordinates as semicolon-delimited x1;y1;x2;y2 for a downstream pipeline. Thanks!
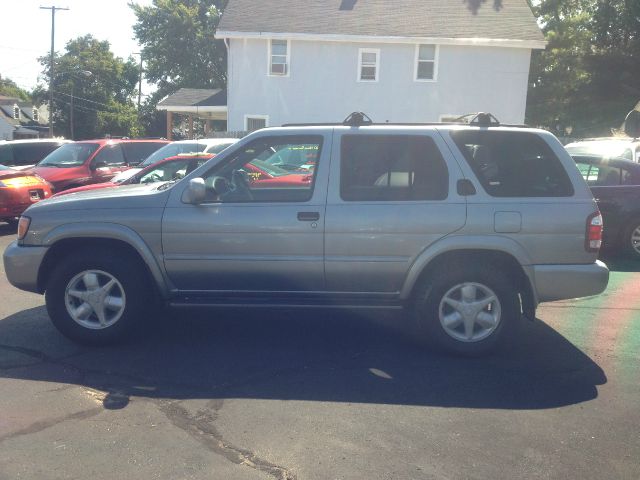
451;131;574;197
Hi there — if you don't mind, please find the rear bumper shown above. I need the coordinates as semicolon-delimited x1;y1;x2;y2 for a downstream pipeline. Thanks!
3;241;47;293
533;260;609;302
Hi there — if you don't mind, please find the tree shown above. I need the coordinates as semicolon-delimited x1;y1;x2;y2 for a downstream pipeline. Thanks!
526;0;640;136
130;0;227;136
34;35;140;139
130;0;227;91
0;75;31;101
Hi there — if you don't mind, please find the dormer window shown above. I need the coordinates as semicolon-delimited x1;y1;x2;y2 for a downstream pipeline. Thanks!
13;105;20;120
32;108;39;122
269;39;289;76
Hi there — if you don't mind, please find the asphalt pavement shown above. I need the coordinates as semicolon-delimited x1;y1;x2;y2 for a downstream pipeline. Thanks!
0;223;638;480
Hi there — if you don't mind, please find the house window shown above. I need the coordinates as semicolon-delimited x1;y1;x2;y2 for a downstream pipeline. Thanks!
358;48;379;82
245;115;269;132
13;105;20;120
269;39;289;76
32;108;39;122
415;44;437;81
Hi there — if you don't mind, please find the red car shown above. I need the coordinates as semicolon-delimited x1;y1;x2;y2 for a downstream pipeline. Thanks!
31;139;168;192
0;164;52;223
54;154;312;197
54;153;216;196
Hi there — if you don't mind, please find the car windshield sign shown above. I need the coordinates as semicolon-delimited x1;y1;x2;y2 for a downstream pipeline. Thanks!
38;143;100;167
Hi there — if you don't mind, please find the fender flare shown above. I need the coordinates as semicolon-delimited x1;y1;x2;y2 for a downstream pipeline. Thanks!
399;234;536;302
41;222;170;297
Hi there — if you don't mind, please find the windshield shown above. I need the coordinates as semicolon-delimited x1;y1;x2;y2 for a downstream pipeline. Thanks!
141;142;206;166
38;143;100;167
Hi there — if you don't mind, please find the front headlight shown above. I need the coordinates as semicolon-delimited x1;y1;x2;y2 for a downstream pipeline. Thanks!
17;216;31;240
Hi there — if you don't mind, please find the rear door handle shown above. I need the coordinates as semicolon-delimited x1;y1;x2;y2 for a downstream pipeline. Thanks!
297;211;320;222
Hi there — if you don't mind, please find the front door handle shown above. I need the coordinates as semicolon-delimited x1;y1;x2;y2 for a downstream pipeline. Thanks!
297;211;320;222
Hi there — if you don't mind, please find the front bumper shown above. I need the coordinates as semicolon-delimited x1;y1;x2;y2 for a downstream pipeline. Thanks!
3;241;48;293
533;260;610;302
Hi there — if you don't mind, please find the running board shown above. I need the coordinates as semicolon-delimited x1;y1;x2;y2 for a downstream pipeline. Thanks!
169;293;405;310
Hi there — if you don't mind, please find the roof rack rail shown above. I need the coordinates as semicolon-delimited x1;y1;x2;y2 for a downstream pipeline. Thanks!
455;112;500;127
343;111;373;126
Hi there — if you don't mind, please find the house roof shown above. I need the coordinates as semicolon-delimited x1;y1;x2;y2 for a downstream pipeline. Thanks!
157;88;227;108
217;0;545;47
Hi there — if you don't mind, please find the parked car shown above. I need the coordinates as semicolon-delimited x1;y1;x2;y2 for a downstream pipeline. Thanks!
572;154;640;258
54;153;216;196
110;138;238;183
55;153;314;197
31;139;169;192
3;114;609;355
0;164;52;224
0;138;70;170
565;137;640;163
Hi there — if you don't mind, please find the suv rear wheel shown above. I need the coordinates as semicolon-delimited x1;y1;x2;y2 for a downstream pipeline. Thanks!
45;250;151;345
412;265;520;355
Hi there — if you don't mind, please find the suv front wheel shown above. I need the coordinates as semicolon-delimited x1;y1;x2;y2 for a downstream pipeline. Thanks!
412;265;520;355
45;250;151;345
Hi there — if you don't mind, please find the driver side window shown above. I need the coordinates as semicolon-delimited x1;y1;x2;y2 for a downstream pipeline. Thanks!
202;136;322;203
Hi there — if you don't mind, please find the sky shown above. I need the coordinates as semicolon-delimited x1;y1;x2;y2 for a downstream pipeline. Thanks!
0;0;152;93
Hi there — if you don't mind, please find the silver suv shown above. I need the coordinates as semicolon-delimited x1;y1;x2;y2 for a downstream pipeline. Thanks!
3;115;610;355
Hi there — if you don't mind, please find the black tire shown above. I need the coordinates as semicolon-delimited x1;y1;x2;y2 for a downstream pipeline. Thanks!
45;249;152;345
412;264;521;356
622;219;640;259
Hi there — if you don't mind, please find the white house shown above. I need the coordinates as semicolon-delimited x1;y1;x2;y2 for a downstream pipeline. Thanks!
215;0;545;131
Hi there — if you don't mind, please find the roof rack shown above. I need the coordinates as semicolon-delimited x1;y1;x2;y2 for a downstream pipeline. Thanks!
282;112;529;128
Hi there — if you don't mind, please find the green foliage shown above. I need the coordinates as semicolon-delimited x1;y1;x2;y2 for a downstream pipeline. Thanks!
36;35;140;139
130;0;227;136
527;0;640;137
0;75;31;101
130;0;227;91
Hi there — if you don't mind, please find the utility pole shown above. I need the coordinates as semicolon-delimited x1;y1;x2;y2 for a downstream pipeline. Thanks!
40;5;69;138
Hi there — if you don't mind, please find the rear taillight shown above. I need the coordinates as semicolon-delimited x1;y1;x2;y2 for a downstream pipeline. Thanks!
585;211;603;252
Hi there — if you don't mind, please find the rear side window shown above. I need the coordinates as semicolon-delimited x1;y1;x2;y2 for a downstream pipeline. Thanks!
340;135;448;201
576;162;622;186
121;142;167;165
93;145;125;166
13;143;62;166
451;131;573;197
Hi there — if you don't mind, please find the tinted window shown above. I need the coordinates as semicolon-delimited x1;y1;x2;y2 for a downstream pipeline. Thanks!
206;142;235;154
13;142;62;166
93;145;125;166
576;162;621;186
340;135;448;201
0;145;14;165
121;142;167;165
202;136;322;203
38;143;100;167
451;131;573;197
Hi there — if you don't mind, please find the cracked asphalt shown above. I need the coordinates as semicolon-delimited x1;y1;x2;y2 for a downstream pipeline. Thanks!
1;223;639;480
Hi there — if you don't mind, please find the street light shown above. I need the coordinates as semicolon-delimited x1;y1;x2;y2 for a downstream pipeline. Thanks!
65;70;93;140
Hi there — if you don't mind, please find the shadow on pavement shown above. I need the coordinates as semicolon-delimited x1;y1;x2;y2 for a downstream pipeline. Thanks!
0;306;606;411
600;253;640;273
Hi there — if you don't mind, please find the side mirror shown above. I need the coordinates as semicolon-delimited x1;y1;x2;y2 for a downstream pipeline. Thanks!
181;178;207;204
624;110;640;139
92;160;107;170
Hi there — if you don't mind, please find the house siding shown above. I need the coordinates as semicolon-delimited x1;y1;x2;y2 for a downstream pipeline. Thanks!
227;39;532;129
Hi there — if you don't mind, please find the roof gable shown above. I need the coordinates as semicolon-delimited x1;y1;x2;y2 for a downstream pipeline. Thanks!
218;0;544;44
